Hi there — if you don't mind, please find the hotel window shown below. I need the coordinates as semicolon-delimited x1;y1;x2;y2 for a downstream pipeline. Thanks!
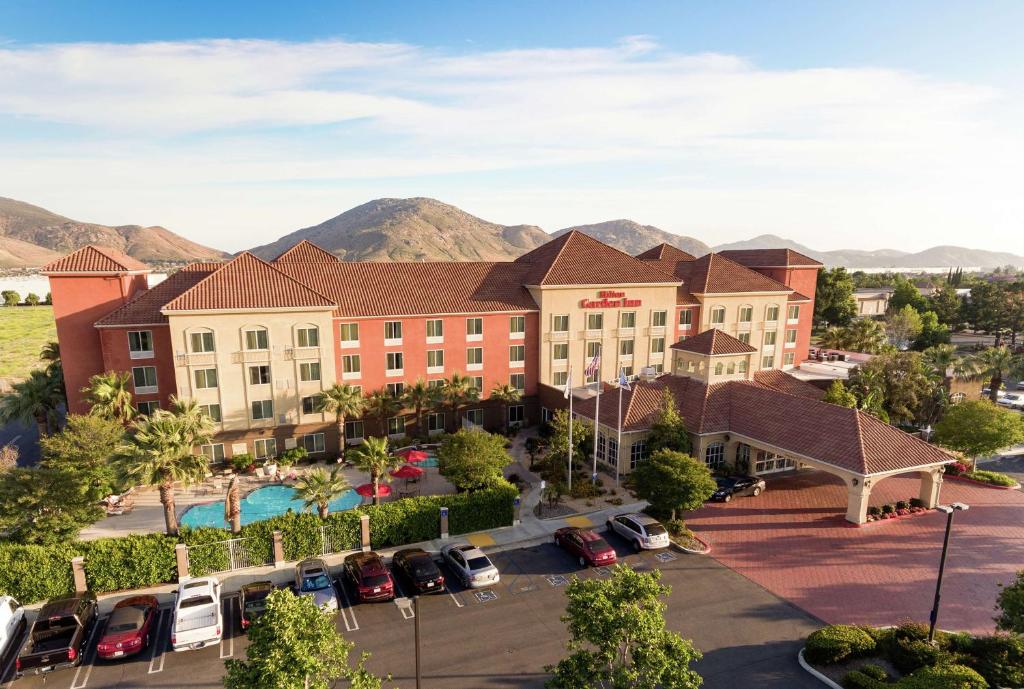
738;360;748;374
686;360;696;373
738;332;751;345
509;405;525;424
426;319;443;341
132;366;158;393
427;413;445;433
629;440;647;470
427;349;444;371
296;326;319;348
464;409;484;426
251;399;273;421
470;376;483;393
727;363;735;374
714;363;724;375
301;395;321;415
254;438;277;459
788;305;800;321
201;443;224;462
190;330;215;353
710;306;726;324
384;321;403;343
199;403;222;422
466;317;483;337
244;327;269;351
467;347;483;366
510;373;526;392
428;379;445;389
620;312;636;329
509;345;525;365
387;382;405;397
761;355;774;368
299;362;321;382
345;420;364;441
652;310;667;327
785;329;798;345
339;322;360;345
136;401;159;416
766;305;780;322
553;343;568;361
386;417;404;436
678;310;692;327
249;365;271;385
621;365;634;378
586;313;604;331
739;306;753;323
553;370;568;387
596;434;606;463
607;437;619;467
651;337;665;354
552;314;569;332
784;352;795;366
736;443;750;469
386;352;404;373
128;330;153;358
619;339;634;357
704;442;725;469
587;341;602;358
764;331;777;346
652;363;664;374
300;433;325;454
510;315;526;336
194;368;218;389
342;354;361;376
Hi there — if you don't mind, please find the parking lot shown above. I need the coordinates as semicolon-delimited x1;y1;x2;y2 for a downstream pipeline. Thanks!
2;528;822;689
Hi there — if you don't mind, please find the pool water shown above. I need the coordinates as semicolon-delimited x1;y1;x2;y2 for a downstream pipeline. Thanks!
419;451;439;468
180;484;362;529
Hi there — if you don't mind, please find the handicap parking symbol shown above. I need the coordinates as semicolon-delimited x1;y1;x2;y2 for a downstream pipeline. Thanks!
654;551;678;563
545;574;569;587
474;589;498;603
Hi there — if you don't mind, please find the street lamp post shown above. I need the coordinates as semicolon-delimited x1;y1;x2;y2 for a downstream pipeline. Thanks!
395;595;422;689
928;502;969;643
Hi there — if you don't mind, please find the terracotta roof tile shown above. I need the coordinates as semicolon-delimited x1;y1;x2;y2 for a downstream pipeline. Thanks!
751;369;825;400
788;291;812;302
94;264;220;326
634;243;696;262
637;251;792;295
42;245;150;274
717;248;823;268
272;240;339;263
670;328;756;355
515;231;680;286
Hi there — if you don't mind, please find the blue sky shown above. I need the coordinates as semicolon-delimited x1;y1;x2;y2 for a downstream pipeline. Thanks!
1;1;1022;254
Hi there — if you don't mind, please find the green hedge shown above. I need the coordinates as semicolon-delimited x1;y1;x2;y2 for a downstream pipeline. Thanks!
805;624;877;665
0;543;78;604
80;534;177;593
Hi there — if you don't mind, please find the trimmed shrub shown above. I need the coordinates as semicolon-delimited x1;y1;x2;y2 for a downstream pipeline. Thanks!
0;543;78;603
900;663;987;689
891;638;943;674
79;534;177;592
867;506;881;517
966;469;1017;487
805;625;877;665
841;664;888;689
967;634;1024;688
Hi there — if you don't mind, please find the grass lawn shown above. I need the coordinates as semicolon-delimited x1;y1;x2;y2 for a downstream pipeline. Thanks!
0;306;56;381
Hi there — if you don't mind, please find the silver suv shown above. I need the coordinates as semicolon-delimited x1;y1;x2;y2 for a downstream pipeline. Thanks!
606;513;670;551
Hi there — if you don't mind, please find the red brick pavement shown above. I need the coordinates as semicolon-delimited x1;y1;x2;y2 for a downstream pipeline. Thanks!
685;471;1024;634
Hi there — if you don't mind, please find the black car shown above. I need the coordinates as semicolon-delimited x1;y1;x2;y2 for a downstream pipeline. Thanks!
391;548;446;594
239;581;274;630
711;476;766;502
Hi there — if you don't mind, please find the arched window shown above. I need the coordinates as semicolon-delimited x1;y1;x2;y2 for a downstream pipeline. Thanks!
295;324;319;348
243;326;269;351
766;304;780;322
705;442;725;469
189;328;215;353
738;305;753;323
727;363;735;374
714;363;724;375
710;306;726;325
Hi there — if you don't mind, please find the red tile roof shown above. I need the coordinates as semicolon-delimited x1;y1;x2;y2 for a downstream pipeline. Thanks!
162;252;336;312
95;264;220;326
272;240;339;263
637;250;792;297
751;369;825;400
788;291;812;302
670;328;756;355
515;231;680;286
634;243;696;262
42;245;150;274
717;248;823;268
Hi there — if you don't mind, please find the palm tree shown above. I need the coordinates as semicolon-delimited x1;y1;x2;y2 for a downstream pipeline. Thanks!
0;369;64;437
316;384;365;459
365;388;402;438
294;467;351;518
846;318;887;353
116;402;214;535
403;379;438;440
965;346;1024;403
83;371;136;424
40;341;60;366
442;373;478;432
348;436;399;505
224;475;241;533
817;326;848;350
922;344;968;380
490;383;522;433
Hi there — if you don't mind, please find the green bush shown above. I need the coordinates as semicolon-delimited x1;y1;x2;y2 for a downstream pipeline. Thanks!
0;543;77;603
79;534;177;592
892;638;944;674
841;663;889;689
967;634;1024;688
900;663;987;689
805;625;877;665
179;527;235;577
966;469;1017;487
231;453;255;472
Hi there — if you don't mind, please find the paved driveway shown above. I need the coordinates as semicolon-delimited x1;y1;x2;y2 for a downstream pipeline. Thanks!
686;471;1024;634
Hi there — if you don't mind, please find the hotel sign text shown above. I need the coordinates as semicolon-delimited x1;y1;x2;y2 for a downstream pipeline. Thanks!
579;290;642;309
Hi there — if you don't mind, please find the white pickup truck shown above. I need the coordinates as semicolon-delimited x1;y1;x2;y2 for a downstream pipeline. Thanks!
170;578;222;652
0;596;27;669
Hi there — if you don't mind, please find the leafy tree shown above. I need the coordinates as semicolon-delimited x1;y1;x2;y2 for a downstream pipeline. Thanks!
490;382;523;433
888;275;928;313
823;380;858;408
24;292;40;306
0;466;105;544
995;570;1024;634
929;285;963;327
912;311;951;350
631;450;715;521
40;413;124;499
0;368;64;437
963;282;1010;343
817;326;848;350
846;318;889;353
402;379;437;439
545;409;593;476
83;371;136;424
546;565;703;689
43;291;51;305
525;436;543;469
645;388;690;454
922;343;967;379
224;588;385;689
437;428;512;491
441;372;479;433
116;400;214;535
1;290;19;306
814;267;857;327
365;388;402;437
348;436;398;505
965;346;1024;403
848;352;936;425
316;383;365;458
933;400;1024;467
294;467;351;518
885;304;923;350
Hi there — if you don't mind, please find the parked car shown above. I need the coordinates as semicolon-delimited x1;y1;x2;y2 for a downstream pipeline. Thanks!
342;552;395;602
606;513;670;551
239;581;275;630
392;548;446;594
0;596;26;671
996;393;1024;409
982;386;1007;399
15;592;98;677
294;558;339;611
96;595;159;660
1016;380;1024;391
554;527;618;567
711;475;767;502
440;543;500;588
171;578;222;652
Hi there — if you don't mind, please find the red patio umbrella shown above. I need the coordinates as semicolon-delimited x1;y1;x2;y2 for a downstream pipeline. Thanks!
397;449;429;463
355;483;392;498
390;465;425;479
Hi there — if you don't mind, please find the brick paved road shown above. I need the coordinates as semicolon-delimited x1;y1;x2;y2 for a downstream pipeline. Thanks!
686;471;1024;633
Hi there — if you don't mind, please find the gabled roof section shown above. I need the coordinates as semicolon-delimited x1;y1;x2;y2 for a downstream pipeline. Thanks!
635;243;696;262
162;252;336;312
272;240;339;263
718;248;823;268
95;264;220;326
788;291;812;302
751;369;825;400
670;328;756;355
685;253;792;294
42;245;150;274
515;231;680;286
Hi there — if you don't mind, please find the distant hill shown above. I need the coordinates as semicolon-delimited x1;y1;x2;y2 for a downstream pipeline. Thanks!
552;220;710;257
247;197;551;262
0;197;229;268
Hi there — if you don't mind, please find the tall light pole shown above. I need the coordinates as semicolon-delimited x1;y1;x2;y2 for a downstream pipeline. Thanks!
395;595;422;689
928;502;969;643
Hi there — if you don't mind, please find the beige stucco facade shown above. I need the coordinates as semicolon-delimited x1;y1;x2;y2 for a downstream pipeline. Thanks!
693;291;797;370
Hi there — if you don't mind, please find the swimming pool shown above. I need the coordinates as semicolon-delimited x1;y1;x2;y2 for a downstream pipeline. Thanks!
180;484;362;529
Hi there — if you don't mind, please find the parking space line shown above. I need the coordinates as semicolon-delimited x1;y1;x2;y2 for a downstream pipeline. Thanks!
219;598;234;659
148;608;170;674
564;515;593;528
395;598;416;620
447;588;465;608
336;581;360;632
69;614;105;689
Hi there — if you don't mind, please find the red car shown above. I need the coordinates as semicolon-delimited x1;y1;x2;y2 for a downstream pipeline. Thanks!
343;551;395;602
554;527;618;567
96;595;159;660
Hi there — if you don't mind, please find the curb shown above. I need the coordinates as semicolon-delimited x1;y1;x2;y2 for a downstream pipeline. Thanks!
848;509;931;528
671;533;712;555
797;648;843;689
945;474;1021;490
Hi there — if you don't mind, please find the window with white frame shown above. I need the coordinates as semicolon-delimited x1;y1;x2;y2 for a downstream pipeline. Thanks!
587;341;601;358
386;351;404;374
552;314;569;332
553;370;568;387
509;345;525;365
509;405;524;423
652;363;664;375
738;360;749;374
345;420;364;440
586;313;604;330
629;440;647;470
132;366;157;393
464;408;484;426
761;355;774;368
714;362;724;375
470;376;483;393
704;442;725;469
251;399;273;420
201;443;225;462
467;347;483;366
428;379;445;389
510;315;526;336
619;339;634;357
739;305;753;323
427;349;444;372
710;306;726;324
199;403;222;422
128;330;153;358
426;319;443;341
339;322;360;345
299;362;321;382
764;331;777;346
788;304;800;321
651;337;665;354
300;433;325;454
296;326;319;348
301;395;320;415
342;354;361;376
510;373;526;391
727;362;735;374
190;330;215;353
621;365;634;378
620;312;636;329
384;321;402;343
466;317;483;337
427;413;445;432
785;329;798;345
553;343;568;361
678;310;692;327
386;416;404;436
194;368;218;389
652;310;667;327
136;401;159;416
607;437;619;466
596;433;606;463
244;328;269;350
784;352;795;366
387;382;405;397
254;438;277;459
766;304;780;322
249;365;271;385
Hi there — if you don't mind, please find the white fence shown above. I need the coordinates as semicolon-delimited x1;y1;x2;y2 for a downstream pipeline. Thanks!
186;537;273;575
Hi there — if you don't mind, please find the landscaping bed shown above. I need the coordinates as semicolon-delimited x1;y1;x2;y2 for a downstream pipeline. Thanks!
945;462;1020;489
863;498;930;524
802;622;1023;688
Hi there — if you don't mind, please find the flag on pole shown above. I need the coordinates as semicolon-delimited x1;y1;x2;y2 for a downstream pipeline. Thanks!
584;353;601;379
563;367;573;399
618;368;631;391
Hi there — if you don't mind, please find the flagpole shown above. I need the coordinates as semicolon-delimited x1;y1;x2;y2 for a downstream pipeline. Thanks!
592;372;600;485
615;372;623;488
567;366;573;493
